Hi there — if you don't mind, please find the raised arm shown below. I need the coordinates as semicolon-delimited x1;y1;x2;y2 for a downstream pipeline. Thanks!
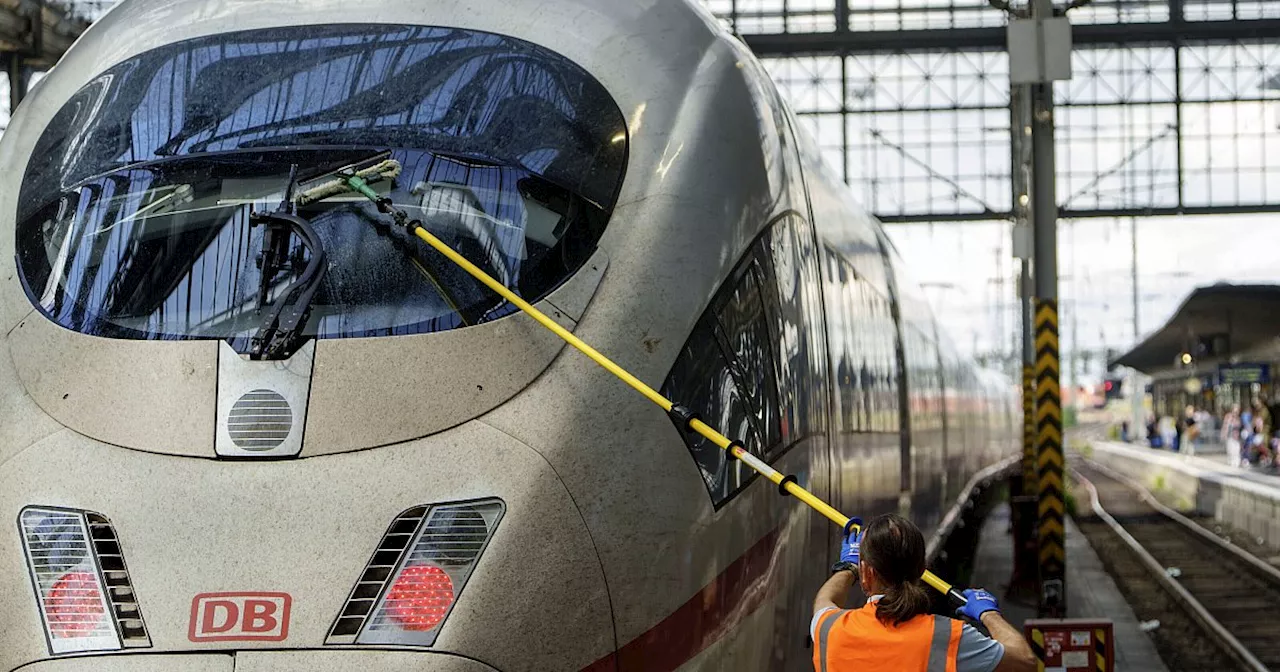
814;568;857;613
955;589;1038;672
814;517;863;614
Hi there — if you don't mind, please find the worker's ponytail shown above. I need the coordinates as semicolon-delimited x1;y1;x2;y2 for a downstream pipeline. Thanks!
875;578;932;626
860;513;933;627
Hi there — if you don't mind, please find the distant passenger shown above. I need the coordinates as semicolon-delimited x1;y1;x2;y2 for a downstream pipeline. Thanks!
1146;414;1161;448
1223;404;1243;467
812;514;1037;672
1160;415;1177;452
1252;400;1272;466
1180;405;1199;456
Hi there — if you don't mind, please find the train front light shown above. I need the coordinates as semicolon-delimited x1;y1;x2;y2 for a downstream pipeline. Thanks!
326;499;504;647
18;507;150;654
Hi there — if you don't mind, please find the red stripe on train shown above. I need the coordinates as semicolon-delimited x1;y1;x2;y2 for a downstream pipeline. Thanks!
580;529;783;672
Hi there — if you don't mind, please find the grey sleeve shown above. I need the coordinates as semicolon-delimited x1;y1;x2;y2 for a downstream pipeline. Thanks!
810;607;838;641
957;623;1006;672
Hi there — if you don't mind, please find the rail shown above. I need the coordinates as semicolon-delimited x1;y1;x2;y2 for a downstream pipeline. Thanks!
1073;462;1272;672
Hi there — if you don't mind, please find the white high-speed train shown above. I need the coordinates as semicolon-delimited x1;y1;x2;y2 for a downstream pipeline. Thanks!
0;0;1015;670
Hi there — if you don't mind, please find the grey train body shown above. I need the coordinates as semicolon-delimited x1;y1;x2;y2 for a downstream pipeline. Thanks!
0;0;1015;670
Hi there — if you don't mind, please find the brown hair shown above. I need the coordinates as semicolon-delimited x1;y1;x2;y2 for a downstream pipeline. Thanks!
861;513;932;626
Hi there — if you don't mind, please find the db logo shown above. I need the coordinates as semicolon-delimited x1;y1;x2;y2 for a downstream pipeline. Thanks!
188;592;292;642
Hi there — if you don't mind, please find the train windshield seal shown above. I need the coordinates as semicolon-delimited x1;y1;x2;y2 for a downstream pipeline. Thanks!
15;25;627;354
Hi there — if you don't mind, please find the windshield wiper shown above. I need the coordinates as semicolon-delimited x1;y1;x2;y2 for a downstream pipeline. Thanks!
249;165;328;360
246;152;399;359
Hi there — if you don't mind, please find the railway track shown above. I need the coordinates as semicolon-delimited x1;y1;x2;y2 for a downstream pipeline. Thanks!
1074;461;1280;671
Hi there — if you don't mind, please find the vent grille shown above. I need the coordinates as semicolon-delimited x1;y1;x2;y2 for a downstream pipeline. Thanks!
326;500;504;647
228;389;292;450
327;506;430;640
85;514;150;647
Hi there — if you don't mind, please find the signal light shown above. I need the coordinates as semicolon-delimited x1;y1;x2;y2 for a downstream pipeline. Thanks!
384;564;455;631
1104;381;1113;391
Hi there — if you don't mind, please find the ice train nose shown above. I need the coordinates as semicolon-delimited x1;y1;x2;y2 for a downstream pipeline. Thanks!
0;423;613;672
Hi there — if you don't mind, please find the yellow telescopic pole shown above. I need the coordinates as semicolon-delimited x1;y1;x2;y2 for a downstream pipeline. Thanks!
343;174;962;602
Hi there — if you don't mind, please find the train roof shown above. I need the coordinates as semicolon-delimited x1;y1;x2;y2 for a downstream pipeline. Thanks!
52;0;731;107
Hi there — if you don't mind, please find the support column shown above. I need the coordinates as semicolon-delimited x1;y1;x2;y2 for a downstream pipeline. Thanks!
1022;275;1036;490
1008;0;1069;617
1010;81;1040;598
1012;83;1037;494
1032;72;1065;618
7;53;26;115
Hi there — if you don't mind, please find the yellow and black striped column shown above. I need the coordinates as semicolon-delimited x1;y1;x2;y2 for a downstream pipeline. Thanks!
1029;628;1045;668
1035;299;1065;616
1023;364;1037;494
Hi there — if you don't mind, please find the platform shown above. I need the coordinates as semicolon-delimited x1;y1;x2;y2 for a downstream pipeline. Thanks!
969;503;1170;672
1087;439;1280;548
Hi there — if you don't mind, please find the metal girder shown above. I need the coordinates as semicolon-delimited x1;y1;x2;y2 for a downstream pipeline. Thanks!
743;18;1280;56
878;203;1280;224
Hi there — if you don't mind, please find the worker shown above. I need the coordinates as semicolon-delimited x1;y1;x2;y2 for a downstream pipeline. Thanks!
812;513;1037;672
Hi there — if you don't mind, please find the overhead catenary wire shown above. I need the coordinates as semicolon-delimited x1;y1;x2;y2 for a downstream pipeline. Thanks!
331;163;965;605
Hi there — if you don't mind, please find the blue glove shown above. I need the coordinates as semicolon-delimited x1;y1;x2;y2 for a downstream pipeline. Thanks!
840;517;864;566
955;588;1000;620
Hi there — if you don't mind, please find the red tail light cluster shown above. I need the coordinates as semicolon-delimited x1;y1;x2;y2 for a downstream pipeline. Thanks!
19;507;150;655
326;499;504;647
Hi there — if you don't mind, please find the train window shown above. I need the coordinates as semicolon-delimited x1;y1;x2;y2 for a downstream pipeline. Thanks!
714;263;783;451
839;261;861;433
663;240;794;506
763;216;825;446
662;313;765;504
872;292;899;433
16;25;626;358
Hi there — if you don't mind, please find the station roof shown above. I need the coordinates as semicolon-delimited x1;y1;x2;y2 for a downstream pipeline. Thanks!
0;0;92;68
1111;283;1280;375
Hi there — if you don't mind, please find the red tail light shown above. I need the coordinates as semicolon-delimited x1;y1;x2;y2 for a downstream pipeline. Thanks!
20;507;143;654
384;564;455;631
46;571;107;638
327;499;504;647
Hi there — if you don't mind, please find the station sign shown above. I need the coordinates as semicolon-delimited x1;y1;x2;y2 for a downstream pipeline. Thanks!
1219;363;1270;385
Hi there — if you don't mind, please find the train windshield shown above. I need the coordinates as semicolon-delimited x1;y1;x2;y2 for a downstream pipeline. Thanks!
15;25;626;353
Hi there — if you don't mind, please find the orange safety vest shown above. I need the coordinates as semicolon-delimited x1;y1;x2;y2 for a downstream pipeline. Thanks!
813;603;962;672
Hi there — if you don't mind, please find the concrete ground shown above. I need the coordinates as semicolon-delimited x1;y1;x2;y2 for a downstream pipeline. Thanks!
969;503;1170;672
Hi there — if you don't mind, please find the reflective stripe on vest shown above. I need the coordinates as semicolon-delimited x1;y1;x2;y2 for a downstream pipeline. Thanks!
813;604;963;672
816;609;849;672
928;615;963;672
927;615;951;672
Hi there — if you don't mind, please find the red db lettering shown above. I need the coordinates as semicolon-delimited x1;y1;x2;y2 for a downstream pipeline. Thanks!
241;599;278;633
201;600;239;634
189;592;291;642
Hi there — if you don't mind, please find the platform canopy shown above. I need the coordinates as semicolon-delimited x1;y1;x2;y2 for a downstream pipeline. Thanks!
1111;284;1280;375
